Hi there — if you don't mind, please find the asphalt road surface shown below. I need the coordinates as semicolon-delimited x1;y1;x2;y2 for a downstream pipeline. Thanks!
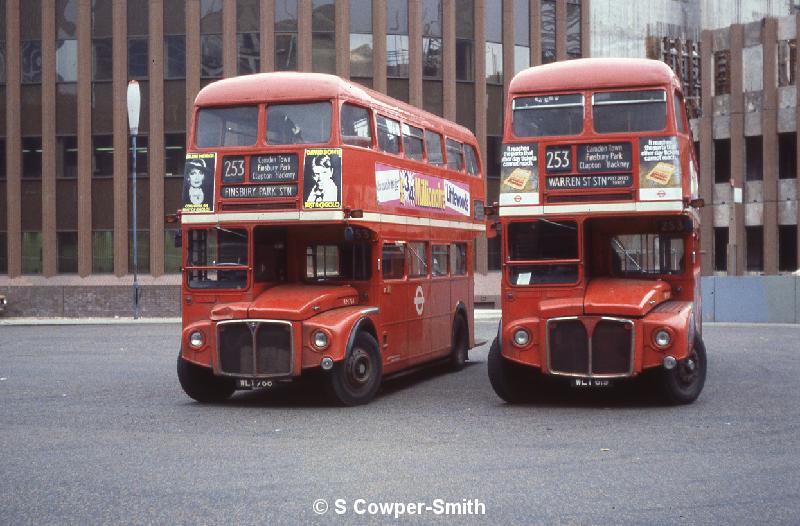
1;320;799;525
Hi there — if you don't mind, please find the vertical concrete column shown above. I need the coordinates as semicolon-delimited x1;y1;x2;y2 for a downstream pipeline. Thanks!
502;0;514;96
298;0;312;72
530;0;541;66
150;0;166;277
186;1;201;132
372;0;387;93
700;29;714;276
336;0;350;78
260;0;275;72
555;0;566;61
728;24;746;275
796;14;800;266
223;0;237;77
580;0;590;57
761;18;778;275
77;0;93;277
474;0;488;275
408;0;422;107
5;0;21;278
41;0;57;277
442;0;456;120
113;0;129;276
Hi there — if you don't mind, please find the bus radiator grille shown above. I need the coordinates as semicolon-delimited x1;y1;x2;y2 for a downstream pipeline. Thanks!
219;323;254;375
255;323;292;375
591;319;632;375
548;320;589;375
217;321;293;377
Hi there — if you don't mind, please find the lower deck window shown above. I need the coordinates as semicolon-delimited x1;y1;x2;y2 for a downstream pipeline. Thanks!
305;243;371;281
611;233;685;275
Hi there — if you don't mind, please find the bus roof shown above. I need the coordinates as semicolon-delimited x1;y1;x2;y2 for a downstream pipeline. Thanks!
509;58;680;95
195;72;476;142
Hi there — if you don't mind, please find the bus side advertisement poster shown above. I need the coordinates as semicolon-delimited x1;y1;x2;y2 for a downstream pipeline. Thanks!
303;148;342;209
375;164;471;217
639;136;681;200
181;152;217;213
500;143;538;205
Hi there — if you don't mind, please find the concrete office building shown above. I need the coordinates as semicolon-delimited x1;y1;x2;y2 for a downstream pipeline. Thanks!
0;0;796;316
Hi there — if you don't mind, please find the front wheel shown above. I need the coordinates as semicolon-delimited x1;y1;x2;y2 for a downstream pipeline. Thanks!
658;337;707;405
326;332;382;406
487;337;536;403
177;353;236;403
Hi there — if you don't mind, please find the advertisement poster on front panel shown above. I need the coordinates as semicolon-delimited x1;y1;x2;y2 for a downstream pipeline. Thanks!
181;152;216;213
375;163;470;217
639;137;682;201
500;143;538;205
303;148;342;209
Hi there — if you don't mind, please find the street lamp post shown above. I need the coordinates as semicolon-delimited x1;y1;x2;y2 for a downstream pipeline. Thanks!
127;81;141;319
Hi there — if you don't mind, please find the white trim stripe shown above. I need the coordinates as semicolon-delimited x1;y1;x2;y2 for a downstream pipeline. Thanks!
181;210;485;230
498;201;684;216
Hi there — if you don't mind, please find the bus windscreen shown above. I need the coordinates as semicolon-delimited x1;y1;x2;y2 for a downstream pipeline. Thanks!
592;89;667;133
266;102;332;145
196;106;258;147
512;94;584;138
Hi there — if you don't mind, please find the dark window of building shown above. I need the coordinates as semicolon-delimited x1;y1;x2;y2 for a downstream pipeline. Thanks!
93;135;114;177
57;231;78;273
21;40;43;83
237;32;260;75
486;135;502;179
714;50;730;96
56;0;77;38
201;34;223;78
92;230;114;273
22;232;43;274
312;0;336;73
164;35;186;79
131;135;149;175
514;0;529;74
22;137;42;179
237;0;259;32
485;0;502;84
779;225;798;272
59;136;78;178
745;136;763;181
456;0;474;82
714;227;728;272
746;226;763;272
488;231;502;271
0;139;5;179
165;228;182;273
56;39;78;82
93;38;113;81
778;132;796;179
778;39;796;87
714;139;731;183
541;0;556;64
129;230;150;274
0;232;7;274
200;0;222;33
0;41;6;84
275;0;298;71
350;0;373;78
387;0;409;78
422;0;442;79
165;133;186;177
566;0;582;59
128;37;149;79
92;0;113;37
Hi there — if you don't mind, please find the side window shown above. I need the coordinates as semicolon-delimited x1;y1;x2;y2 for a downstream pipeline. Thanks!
674;91;687;134
464;144;480;176
402;123;425;161
446;138;464;171
425;130;444;165
377;115;402;154
451;242;467;276
407;241;428;277
432;244;450;277
382;242;405;279
340;103;373;148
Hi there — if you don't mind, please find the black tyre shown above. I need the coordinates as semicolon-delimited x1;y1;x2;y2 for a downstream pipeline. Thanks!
658;337;707;405
449;315;469;371
177;353;236;403
487;336;536;403
326;332;382;406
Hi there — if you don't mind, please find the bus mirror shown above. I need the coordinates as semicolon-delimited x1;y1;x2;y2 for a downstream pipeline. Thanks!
344;226;354;241
174;230;182;248
165;213;179;224
345;208;364;219
689;198;704;208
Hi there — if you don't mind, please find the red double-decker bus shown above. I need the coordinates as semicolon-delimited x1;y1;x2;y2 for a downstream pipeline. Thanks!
176;73;485;405
488;58;707;404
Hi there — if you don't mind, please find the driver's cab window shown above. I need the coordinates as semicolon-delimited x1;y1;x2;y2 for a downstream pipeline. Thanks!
611;233;685;275
382;242;405;279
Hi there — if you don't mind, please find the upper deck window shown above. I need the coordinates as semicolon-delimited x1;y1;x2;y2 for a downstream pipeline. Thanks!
196;106;258;147
266;101;332;145
340;103;373;148
592;90;667;134
512;94;584;138
402;123;424;161
377;115;402;154
446;139;464;171
425;130;444;165
464;144;480;176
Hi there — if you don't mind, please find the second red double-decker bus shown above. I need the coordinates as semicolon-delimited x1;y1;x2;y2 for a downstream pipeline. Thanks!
488;59;707;404
176;73;485;405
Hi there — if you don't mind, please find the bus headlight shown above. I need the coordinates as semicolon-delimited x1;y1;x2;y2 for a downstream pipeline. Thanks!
654;329;672;348
512;328;530;347
312;330;330;350
189;331;204;348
